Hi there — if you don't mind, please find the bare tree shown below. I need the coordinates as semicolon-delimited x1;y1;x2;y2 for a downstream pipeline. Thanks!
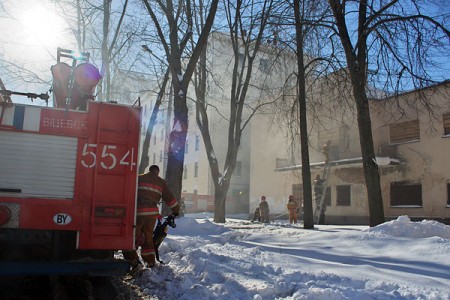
54;0;93;52
327;0;450;226
97;0;134;102
142;0;219;202
53;0;147;102
192;0;279;223
263;0;336;229
293;0;315;229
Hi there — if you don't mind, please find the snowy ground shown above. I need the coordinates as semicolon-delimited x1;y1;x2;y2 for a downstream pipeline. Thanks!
120;214;450;300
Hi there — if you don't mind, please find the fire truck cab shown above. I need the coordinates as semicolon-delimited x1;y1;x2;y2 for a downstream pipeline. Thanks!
0;49;141;275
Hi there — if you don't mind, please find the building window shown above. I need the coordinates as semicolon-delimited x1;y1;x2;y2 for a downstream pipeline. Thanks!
194;162;198;178
447;183;450;206
160;129;164;141
153;134;156;145
183;165;187;179
153;152;156;164
336;185;351;206
443;113;450;135
185;141;189;154
389;120;420;144
324;187;331;206
235;161;242;177
390;182;422;206
276;158;289;169
195;135;200;151
159;150;163;163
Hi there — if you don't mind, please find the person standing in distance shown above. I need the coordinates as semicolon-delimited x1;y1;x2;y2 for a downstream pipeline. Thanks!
259;195;270;223
123;165;179;269
286;195;299;224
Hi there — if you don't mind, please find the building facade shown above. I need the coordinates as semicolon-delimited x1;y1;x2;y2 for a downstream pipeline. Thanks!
371;82;450;223
249;80;450;224
140;32;296;214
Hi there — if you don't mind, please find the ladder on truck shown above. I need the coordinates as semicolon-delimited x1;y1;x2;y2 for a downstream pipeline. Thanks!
313;160;331;224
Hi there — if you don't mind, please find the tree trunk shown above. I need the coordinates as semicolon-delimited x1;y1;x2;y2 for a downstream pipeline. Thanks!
99;0;111;102
164;81;188;205
294;0;314;229
141;0;218;215
213;184;228;223
351;84;385;226
328;0;385;226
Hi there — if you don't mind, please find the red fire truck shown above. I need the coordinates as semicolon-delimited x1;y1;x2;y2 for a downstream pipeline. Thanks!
0;49;141;275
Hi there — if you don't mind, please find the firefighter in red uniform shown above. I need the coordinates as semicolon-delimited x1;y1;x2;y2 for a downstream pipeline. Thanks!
286;195;299;224
123;165;179;269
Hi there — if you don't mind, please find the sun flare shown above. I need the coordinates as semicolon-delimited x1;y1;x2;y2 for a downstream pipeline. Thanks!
19;4;67;48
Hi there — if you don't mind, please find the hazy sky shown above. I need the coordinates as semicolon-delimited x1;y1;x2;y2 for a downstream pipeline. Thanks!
0;0;75;100
1;1;74;61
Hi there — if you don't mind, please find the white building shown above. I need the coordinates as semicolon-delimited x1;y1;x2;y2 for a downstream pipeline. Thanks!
140;32;297;213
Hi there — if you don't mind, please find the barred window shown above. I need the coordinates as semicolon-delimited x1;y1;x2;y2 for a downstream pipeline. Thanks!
276;158;289;169
390;182;422;206
194;162;198;178
336;185;351;206
389;120;420;144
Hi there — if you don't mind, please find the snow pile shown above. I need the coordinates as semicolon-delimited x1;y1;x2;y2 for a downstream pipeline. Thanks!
125;214;450;300
367;215;450;239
